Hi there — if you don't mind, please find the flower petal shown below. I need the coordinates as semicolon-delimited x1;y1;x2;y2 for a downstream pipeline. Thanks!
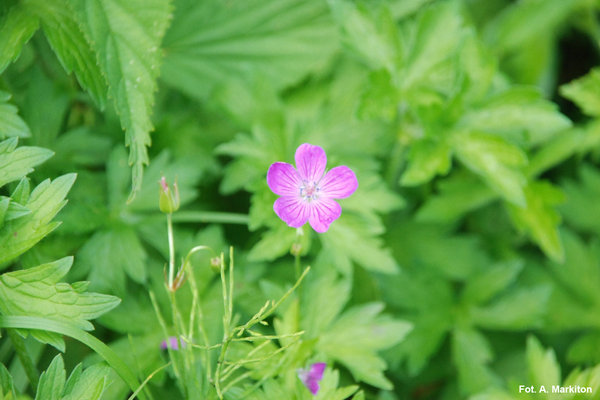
308;362;326;381
274;196;309;228
267;162;301;196
319;166;358;199
305;379;320;395
295;143;327;182
308;198;342;233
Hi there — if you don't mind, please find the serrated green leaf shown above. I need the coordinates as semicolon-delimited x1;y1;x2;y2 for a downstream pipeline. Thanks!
61;363;110;400
0;257;120;331
453;131;528;207
25;0;107;108
323;216;398;274
63;364;83;397
0;363;16;400
458;87;571;146
401;2;464;89
560;67;600;117
0;3;38;73
0;91;31;139
452;328;498;395
0;138;54;187
162;0;336;100
471;286;551;330
0;174;76;267
416;173;497;223
484;0;581;55
301;272;351;337
77;227;147;296
400;139;451;186
35;355;65;400
329;1;400;73
318;303;412;389
357;69;400;121
69;0;172;201
508;181;565;261
462;261;523;305
526;336;560;390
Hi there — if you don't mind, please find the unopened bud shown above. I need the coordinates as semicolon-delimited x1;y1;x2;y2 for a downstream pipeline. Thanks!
210;256;222;273
159;176;180;214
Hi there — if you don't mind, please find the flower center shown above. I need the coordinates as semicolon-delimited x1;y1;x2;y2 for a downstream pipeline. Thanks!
300;181;320;201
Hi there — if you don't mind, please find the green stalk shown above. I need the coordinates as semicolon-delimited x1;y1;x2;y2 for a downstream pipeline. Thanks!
166;213;175;290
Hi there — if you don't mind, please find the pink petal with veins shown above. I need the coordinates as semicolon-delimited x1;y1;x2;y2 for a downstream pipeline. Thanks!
308;198;342;233
295;143;327;182
320;165;358;199
267;162;301;196
274;196;310;228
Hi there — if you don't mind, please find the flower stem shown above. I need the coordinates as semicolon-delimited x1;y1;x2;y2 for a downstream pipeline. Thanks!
167;213;175;290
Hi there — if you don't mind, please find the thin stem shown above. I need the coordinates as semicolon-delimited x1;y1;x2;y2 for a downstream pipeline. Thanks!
294;252;300;281
167;213;175;290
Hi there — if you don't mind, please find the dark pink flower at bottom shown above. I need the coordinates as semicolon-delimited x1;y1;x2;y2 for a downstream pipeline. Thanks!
297;362;326;395
267;143;358;233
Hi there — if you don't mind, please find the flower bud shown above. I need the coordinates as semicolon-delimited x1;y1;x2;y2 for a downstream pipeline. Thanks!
210;256;222;273
159;176;180;214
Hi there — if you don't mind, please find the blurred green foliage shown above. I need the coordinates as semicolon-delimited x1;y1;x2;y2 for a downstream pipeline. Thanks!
2;0;600;399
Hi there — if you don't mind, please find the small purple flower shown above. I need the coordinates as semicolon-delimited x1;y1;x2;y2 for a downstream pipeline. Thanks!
297;362;326;395
160;336;185;350
267;143;358;233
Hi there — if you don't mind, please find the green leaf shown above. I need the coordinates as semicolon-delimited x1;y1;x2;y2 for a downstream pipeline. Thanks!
0;174;76;267
416;172;497;223
61;363;110;400
484;0;581;55
357;69;400;122
35;355;65;400
560;67;600;117
458;87;571;146
69;0;173;201
329;1;400;73
508;181;565;261
527;123;600;177
301;271;351;337
567;333;600;364
0;363;17;400
526;336;560;389
453;131;528;206
323;216;399;274
0;91;31;139
0;138;54;188
471;286;551;330
25;0;108;108
400;139;452;186
0;316;146;400
162;0;337;100
452;328;498;395
0;3;39;73
318;303;412;390
462;261;523;305
77;227;147;296
0;257;120;331
401;1;464;89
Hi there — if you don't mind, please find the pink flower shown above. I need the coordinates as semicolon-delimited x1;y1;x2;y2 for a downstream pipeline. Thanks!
297;362;326;395
267;144;358;233
160;336;186;350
